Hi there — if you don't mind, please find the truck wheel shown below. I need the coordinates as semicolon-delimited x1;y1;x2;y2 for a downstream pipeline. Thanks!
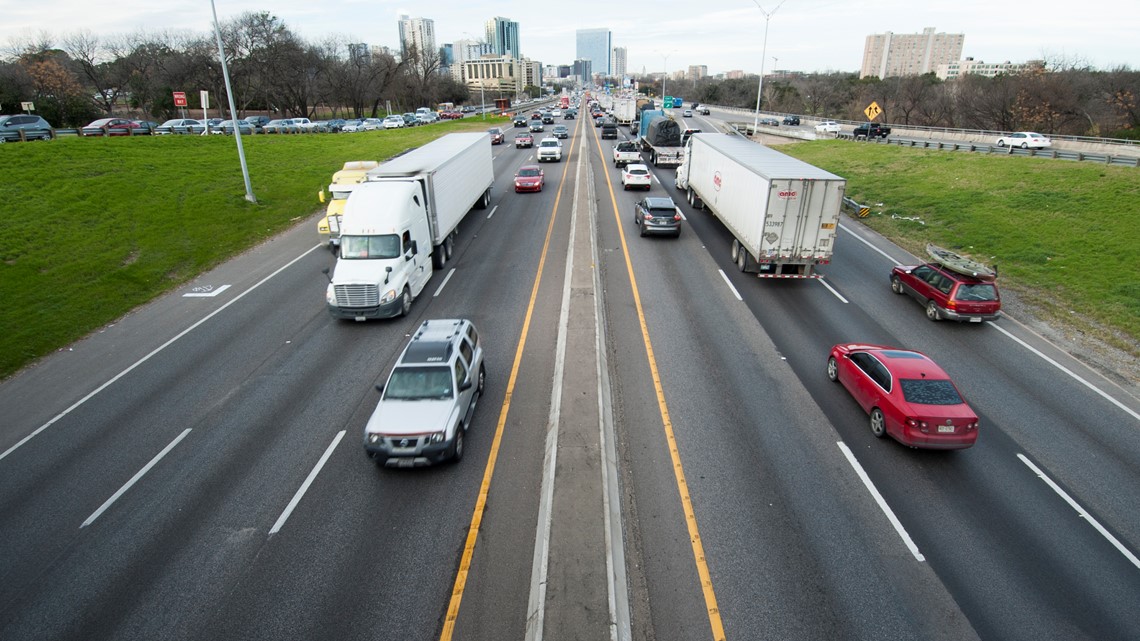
433;245;447;269
450;428;465;462
731;239;741;263
737;248;748;272
400;287;412;317
445;235;454;259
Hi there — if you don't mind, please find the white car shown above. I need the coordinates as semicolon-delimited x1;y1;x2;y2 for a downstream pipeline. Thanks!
683;109;693;117
996;131;1051;149
621;163;652;191
815;120;841;134
551;109;562;117
383;115;405;129
537;137;563;162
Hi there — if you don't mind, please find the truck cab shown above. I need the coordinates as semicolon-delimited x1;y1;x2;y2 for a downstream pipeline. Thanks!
326;182;433;320
317;161;379;250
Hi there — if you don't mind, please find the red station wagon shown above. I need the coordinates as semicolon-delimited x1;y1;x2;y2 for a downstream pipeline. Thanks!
828;344;979;449
890;263;1001;322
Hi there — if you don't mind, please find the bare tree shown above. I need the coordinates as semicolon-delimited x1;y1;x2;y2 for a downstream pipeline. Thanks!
63;31;126;114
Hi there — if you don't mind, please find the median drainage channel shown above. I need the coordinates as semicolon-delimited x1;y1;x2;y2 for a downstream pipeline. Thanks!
525;133;631;641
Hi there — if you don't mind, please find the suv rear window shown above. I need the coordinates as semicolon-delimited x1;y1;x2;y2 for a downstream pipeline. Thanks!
954;283;997;301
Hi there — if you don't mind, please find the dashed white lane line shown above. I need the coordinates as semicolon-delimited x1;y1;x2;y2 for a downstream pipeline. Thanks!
434;268;457;298
1017;454;1140;569
270;430;346;536
818;278;849;303
837;441;925;562
81;428;192;528
718;270;743;301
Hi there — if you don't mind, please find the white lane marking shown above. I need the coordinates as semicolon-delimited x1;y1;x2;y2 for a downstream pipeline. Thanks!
818;278;849;303
1017;453;1140;569
989;322;1139;422
839;222;1137;423
839;222;901;265
270;430;346;536
487;205;499;220
836;441;925;562
81;428;192;528
183;284;232;298
525;138;580;641
433;268;457;297
718;270;743;301
2;244;325;463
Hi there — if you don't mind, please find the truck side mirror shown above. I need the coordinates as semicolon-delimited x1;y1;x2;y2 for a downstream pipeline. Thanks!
318;190;326;204
410;240;419;255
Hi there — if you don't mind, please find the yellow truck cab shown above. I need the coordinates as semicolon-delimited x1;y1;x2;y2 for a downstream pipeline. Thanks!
317;161;379;250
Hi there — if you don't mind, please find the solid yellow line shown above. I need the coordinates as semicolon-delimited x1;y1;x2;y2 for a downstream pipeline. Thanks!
438;122;581;641
589;121;727;641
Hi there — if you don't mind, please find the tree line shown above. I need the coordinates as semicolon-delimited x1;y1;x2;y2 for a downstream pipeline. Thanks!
642;62;1139;140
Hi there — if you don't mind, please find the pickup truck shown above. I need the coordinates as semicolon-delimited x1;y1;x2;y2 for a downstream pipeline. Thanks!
853;122;890;139
613;140;641;167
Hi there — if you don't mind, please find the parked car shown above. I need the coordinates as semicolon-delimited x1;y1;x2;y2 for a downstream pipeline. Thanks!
995;131;1051;149
155;118;205;135
514;165;544;192
341;119;365;132
416;113;439;125
82;118;150;136
552;125;569;139
212;119;253;135
263;119;300;134
382;115;405;129
358;118;384;131
633;196;682;238
243;115;270;130
783;116;800;126
814;120;841;134
364;318;486;466
133;120;159;132
0;114;53;141
889;262;1001;322
322;119;347;133
827;344;979;449
515;132;534;148
621;163;652;191
402;113;419;127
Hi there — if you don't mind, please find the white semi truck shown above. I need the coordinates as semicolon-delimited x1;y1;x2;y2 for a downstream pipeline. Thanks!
675;133;846;278
325;132;494;320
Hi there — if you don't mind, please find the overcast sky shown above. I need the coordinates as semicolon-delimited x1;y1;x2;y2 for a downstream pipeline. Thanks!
3;0;1136;75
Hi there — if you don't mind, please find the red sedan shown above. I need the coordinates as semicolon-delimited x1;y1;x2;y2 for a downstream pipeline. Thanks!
827;344;979;449
83;118;148;136
514;165;544;192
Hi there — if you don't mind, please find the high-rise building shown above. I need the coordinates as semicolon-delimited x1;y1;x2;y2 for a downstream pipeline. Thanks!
575;28;612;76
612;46;627;78
450;39;495;82
398;14;437;61
464;55;522;96
861;27;964;79
519;58;543;89
572;58;593;86
485;17;521;60
688;65;707;80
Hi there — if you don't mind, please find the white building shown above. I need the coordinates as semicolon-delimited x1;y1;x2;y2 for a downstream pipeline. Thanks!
936;57;1045;81
861;27;964;79
398;15;437;60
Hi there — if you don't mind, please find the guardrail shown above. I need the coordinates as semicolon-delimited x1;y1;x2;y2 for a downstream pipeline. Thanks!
837;133;1140;167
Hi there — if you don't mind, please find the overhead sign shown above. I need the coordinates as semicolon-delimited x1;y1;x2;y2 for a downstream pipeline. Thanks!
173;91;187;107
864;101;882;121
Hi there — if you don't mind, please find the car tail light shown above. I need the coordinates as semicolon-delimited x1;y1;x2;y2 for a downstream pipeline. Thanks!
966;421;978;430
905;417;929;432
946;299;958;310
673;213;682;221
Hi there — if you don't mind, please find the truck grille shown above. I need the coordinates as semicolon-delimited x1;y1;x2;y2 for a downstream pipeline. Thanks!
334;284;379;307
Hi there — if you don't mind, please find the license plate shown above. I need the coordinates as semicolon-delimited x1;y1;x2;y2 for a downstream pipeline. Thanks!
937;425;956;433
969;317;982;323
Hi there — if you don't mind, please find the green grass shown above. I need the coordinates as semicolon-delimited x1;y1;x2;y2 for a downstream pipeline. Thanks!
0;118;505;378
780;141;1140;354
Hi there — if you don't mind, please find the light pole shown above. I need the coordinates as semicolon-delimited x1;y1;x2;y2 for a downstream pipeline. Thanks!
658;49;677;108
209;0;255;203
751;0;786;136
463;32;487;119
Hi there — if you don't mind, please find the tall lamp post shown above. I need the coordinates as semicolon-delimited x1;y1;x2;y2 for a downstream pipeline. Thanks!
463;32;487;118
751;0;786;136
659;49;677;107
209;0;255;203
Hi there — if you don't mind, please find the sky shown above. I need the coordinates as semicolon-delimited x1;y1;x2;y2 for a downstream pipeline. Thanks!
3;0;1136;76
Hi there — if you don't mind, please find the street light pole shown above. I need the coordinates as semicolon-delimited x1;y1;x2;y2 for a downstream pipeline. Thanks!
751;0;786;137
659;49;677;108
209;0;255;203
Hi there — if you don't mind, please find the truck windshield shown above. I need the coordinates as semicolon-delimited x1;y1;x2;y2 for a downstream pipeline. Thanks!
340;235;401;259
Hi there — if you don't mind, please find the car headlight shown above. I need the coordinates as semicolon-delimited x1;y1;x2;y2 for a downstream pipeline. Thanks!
379;288;398;304
427;432;445;444
326;284;337;306
366;433;382;444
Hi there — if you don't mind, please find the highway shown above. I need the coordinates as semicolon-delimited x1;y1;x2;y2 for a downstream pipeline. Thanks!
1;101;1138;641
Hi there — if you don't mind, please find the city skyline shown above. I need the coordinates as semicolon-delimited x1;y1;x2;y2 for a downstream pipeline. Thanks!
1;1;1135;76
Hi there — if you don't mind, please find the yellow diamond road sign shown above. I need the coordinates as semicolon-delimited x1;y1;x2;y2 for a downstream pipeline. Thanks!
864;101;882;121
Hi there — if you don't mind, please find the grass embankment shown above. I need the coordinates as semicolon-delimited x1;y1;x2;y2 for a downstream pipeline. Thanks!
0;118;504;378
781;141;1140;355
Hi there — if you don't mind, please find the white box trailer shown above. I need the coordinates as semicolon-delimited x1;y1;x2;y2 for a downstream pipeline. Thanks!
613;97;637;125
365;132;494;268
675;133;845;278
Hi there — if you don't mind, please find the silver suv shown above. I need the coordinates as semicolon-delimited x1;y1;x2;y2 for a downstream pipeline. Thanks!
364;319;486;467
0;114;53;142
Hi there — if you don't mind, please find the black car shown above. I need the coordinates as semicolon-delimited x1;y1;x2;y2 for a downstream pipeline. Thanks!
0;114;53;142
513;115;528;127
782;116;800;126
541;113;554;124
600;123;618;139
563;112;575;120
